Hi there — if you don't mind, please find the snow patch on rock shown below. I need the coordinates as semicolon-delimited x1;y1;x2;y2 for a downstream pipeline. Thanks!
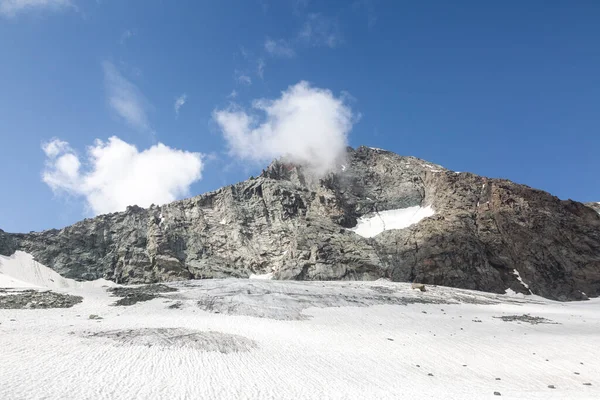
350;205;435;238
513;269;532;294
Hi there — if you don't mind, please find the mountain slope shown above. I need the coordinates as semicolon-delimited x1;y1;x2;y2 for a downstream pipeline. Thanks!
1;146;599;300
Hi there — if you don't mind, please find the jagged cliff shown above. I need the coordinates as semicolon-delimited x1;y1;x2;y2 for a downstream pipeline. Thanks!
1;146;599;300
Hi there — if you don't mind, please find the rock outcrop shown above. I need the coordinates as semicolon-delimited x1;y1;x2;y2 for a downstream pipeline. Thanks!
2;146;599;301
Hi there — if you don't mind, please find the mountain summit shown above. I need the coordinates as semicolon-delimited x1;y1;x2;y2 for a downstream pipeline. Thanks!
1;146;599;300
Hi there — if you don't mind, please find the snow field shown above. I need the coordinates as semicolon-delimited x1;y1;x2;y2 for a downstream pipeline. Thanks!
1;254;599;399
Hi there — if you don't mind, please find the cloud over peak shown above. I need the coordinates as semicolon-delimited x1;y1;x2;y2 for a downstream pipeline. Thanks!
42;137;204;215
213;81;355;177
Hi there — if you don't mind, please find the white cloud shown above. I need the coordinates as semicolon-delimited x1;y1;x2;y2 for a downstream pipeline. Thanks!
213;81;354;177
103;61;151;132
42;138;71;158
299;13;342;48
228;90;238;99
264;38;296;58
42;137;204;215
174;94;187;116
0;0;71;17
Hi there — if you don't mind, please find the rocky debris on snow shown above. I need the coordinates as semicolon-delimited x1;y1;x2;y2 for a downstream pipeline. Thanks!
369;285;396;294
84;328;257;353
193;280;453;320
184;279;532;320
494;392;501;396
494;314;558;325
194;288;444;320
0;289;82;309
2;146;600;301
450;293;502;305
108;284;177;306
167;301;183;309
88;314;103;320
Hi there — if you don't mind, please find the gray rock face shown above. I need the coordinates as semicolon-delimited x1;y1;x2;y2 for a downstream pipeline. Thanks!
2;146;599;300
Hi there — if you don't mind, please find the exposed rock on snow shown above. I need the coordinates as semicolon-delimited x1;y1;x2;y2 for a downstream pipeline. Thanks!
1;146;600;300
493;314;558;325
108;284;177;306
0;289;82;309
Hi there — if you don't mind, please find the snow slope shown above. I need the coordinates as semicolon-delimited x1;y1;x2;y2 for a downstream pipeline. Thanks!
1;256;599;400
351;205;435;238
0;251;115;291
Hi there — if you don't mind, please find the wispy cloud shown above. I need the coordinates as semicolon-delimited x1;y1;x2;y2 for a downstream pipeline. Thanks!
213;81;355;177
235;70;252;86
299;13;342;48
292;0;310;14
264;38;296;58
119;29;135;45
0;0;72;17
103;61;151;132
42;137;204;215
257;58;266;79
228;90;238;99
174;94;187;116
352;0;377;28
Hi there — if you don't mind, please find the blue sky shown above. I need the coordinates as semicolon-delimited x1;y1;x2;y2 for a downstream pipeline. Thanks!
0;0;599;233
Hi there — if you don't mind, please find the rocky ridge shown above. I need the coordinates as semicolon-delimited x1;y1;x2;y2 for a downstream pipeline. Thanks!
1;146;599;301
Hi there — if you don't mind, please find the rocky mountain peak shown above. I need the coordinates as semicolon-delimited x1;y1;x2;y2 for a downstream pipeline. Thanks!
1;146;599;301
